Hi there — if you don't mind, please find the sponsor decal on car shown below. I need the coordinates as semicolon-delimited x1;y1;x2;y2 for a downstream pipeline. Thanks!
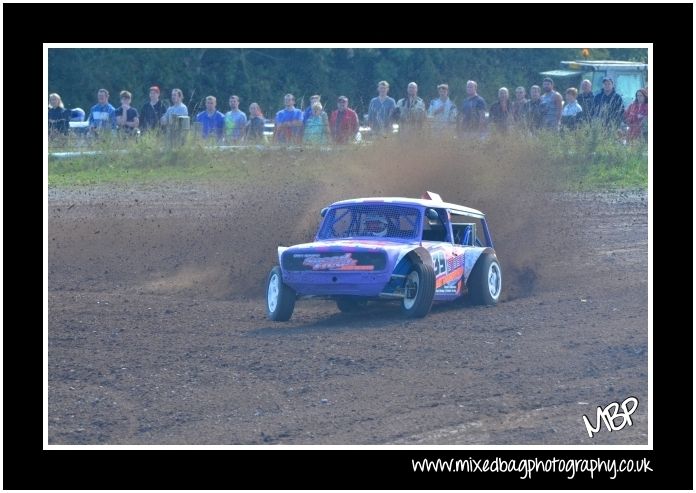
436;266;464;289
433;251;465;291
300;253;375;271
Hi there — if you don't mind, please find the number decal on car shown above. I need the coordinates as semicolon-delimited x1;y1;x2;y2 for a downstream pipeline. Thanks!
432;251;447;277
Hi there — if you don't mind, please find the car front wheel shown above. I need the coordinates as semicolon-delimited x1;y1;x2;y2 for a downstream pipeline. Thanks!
401;261;435;318
266;266;296;321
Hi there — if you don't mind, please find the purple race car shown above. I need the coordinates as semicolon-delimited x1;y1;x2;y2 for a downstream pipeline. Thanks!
266;191;502;321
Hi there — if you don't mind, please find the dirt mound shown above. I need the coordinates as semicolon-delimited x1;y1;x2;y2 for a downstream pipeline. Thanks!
315;136;572;300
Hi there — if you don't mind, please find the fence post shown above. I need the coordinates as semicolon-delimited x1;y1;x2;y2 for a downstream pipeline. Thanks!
167;115;190;148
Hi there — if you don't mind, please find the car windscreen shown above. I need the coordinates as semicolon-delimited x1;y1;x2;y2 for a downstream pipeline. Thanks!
317;204;421;240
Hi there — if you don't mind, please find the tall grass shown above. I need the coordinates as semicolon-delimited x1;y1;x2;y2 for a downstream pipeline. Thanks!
48;125;648;189
536;122;648;189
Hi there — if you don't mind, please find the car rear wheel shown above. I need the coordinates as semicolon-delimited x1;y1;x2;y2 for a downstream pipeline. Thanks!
336;297;369;313
401;261;435;318
266;266;296;321
467;253;502;305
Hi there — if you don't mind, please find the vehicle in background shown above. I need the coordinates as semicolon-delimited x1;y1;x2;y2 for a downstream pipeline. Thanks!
540;60;648;108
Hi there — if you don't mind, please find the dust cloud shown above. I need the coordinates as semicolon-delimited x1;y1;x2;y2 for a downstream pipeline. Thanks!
49;136;579;300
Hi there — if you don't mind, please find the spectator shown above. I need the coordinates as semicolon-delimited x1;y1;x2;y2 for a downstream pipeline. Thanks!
576;79;595;123
196;96;225;141
368;81;396;138
160;88;189;127
511;86;529;127
115;90;140;136
140;86;167;132
592;77;624;129
48;93;71;136
394;82;426;137
274;94;303;144
303;102;330;145
623;88;648;141
488;87;513;134
527;85;543;132
539;77;563;132
561;87;583;131
457;80;486;135
303;95;322;124
427;83;457;136
245;102;266;143
224;95;247;144
302;95;326;141
88;88;116;133
329;96;359;144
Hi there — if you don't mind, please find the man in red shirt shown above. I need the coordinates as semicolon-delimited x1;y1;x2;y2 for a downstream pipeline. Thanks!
329;96;359;145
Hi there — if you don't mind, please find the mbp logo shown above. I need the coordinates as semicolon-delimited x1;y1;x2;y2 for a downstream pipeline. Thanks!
582;396;639;438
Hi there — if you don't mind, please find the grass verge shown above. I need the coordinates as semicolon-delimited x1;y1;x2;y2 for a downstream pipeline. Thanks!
48;128;648;190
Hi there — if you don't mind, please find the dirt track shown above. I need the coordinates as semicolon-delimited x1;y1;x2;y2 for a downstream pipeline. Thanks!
48;145;648;445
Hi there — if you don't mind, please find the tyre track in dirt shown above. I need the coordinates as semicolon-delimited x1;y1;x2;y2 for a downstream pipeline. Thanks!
48;143;648;444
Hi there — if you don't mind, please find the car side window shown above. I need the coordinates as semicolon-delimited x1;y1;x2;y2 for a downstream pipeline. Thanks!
422;208;448;242
452;223;473;245
450;212;483;246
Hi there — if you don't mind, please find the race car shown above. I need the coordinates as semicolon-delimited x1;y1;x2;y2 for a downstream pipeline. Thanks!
266;191;502;321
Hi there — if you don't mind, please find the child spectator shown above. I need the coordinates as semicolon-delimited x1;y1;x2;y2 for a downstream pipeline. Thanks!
115;90;140;136
561;87;583;131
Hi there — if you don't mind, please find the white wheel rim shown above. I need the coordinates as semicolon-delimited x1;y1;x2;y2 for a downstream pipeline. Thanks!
403;270;419;310
268;273;280;312
488;262;501;299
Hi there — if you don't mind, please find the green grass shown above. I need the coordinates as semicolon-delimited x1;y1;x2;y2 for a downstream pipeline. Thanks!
48;133;263;186
48;129;648;190
537;123;648;190
49;149;262;186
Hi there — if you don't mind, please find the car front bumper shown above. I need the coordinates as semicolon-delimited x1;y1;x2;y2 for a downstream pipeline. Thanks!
281;270;393;297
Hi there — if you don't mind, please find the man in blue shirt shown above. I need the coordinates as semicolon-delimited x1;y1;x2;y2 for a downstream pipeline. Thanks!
368;81;396;138
274;94;303;144
457;80;487;135
196;96;225;141
88;88;116;133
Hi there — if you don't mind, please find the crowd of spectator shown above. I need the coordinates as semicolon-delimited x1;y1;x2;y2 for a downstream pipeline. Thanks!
48;77;649;145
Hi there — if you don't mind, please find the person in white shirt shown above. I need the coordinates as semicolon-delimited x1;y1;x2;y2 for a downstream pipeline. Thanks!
427;83;457;137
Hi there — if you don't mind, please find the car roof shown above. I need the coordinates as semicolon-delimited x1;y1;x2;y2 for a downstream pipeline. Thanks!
560;60;648;71
329;197;485;217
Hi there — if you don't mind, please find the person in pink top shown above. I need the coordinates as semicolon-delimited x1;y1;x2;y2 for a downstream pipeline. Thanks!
623;88;648;141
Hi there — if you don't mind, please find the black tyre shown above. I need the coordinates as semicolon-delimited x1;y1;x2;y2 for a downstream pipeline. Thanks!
266;266;296;321
401;261;436;318
467;253;502;305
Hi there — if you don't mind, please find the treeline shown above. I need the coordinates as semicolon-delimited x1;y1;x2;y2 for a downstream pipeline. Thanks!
48;48;647;118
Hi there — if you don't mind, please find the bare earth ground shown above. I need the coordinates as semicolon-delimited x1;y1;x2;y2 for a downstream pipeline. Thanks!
48;182;648;445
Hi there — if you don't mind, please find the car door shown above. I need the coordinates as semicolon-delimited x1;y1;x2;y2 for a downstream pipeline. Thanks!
425;208;466;299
